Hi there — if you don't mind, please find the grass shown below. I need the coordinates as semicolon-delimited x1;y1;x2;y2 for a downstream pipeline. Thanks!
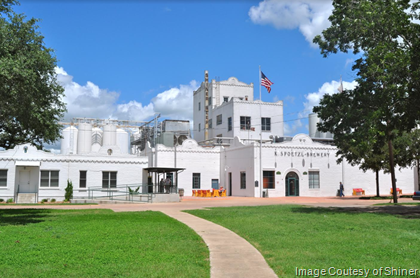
0;209;209;278
0;203;98;206
374;202;420;206
187;205;420;277
359;195;413;200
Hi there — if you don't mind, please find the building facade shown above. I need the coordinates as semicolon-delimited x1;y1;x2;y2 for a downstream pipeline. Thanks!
193;72;284;142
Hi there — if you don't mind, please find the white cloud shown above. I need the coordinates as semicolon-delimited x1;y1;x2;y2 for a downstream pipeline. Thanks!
152;81;198;120
249;0;333;47
56;67;198;122
302;79;357;116
284;79;358;135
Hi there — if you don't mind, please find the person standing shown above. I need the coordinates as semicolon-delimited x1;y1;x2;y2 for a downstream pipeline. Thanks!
165;177;172;193
339;182;345;197
159;178;164;193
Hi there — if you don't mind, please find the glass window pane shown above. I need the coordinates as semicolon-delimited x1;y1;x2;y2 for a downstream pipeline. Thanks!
0;170;7;178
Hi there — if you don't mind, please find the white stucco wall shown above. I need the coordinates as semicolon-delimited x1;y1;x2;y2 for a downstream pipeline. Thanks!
224;134;416;197
152;139;222;197
0;144;147;201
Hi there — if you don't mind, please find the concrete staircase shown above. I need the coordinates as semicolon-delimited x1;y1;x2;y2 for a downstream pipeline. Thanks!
17;193;37;204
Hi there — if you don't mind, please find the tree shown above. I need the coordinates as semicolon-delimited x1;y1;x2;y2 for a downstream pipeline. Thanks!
0;0;66;150
313;0;420;203
313;87;387;197
64;179;73;202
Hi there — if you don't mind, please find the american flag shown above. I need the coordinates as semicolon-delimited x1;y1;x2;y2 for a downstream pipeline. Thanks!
261;71;274;93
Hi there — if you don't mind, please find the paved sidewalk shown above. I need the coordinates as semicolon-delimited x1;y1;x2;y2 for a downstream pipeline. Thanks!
161;209;277;278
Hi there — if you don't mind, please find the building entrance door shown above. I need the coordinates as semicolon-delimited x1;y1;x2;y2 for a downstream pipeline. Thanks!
19;169;35;193
285;172;299;196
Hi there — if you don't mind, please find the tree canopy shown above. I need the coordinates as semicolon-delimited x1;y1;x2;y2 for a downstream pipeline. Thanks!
0;0;66;150
313;0;420;203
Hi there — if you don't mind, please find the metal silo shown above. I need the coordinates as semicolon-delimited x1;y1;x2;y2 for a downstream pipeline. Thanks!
116;128;129;154
77;123;93;154
103;124;117;146
61;126;78;155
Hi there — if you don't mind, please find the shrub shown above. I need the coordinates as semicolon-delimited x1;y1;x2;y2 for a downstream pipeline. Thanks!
6;198;13;203
0;198;4;202
41;199;48;203
51;198;56;202
65;179;73;201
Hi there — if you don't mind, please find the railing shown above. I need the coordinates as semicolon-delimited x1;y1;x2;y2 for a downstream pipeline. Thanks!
87;184;156;203
14;184;19;203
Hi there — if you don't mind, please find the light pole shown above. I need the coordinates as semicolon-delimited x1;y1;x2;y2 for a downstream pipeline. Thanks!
174;132;180;168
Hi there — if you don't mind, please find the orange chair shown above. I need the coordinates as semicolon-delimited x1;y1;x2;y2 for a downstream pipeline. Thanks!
390;188;402;195
212;189;220;197
192;190;197;197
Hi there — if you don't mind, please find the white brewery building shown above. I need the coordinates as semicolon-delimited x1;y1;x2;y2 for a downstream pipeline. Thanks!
0;71;418;203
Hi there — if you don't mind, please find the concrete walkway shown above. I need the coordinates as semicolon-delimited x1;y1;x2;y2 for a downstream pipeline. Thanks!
2;196;419;278
161;209;277;278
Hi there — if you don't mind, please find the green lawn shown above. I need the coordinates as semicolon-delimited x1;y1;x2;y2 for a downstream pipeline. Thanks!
187;205;420;277
0;209;209;278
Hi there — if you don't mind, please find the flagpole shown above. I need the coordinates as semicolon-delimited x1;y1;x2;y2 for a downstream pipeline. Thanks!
259;65;262;101
259;65;263;198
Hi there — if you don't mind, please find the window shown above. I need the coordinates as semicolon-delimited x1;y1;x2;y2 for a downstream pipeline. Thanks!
228;117;232;131
240;116;251;130
211;179;219;189
40;170;59;187
240;172;246;189
102;171;117;188
208;97;212;106
217;114;222;125
309;171;320;189
209;119;212;129
199;123;201;132
80;171;87;188
198;102;201;111
263;171;275;189
223;96;229;102
0;170;7;186
262;117;271;131
192;173;200;189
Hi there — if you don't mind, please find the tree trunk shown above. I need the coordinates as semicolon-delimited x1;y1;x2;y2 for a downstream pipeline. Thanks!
387;138;398;203
417;159;420;191
375;169;380;197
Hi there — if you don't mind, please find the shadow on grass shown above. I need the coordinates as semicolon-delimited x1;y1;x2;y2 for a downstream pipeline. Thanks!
291;206;420;219
0;209;49;226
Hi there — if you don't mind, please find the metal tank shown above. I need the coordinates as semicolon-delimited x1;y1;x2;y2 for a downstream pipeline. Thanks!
308;113;320;138
116;128;129;154
77;123;92;154
103;124;117;146
61;126;78;155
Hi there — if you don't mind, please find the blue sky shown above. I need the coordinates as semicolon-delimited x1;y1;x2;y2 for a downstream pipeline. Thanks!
17;0;358;137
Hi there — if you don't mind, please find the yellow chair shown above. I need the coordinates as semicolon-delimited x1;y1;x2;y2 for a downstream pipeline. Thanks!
205;190;211;197
192;190;197;197
221;190;226;197
212;189;220;197
390;188;402;195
